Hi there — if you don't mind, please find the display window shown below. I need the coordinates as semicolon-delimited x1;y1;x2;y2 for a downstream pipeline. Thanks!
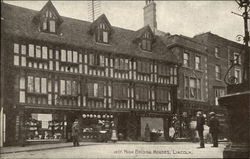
25;113;64;141
81;113;114;140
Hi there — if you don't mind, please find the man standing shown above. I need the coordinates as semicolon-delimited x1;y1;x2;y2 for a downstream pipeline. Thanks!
208;112;219;147
72;119;80;147
196;111;205;148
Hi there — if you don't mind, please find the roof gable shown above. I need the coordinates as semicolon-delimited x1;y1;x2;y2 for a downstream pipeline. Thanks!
133;25;155;43
33;0;63;25
89;14;113;35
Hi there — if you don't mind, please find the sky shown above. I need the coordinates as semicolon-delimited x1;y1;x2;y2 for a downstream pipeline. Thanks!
3;0;247;42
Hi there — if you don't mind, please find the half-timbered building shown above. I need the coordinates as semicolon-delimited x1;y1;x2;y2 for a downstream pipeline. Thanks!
1;1;178;146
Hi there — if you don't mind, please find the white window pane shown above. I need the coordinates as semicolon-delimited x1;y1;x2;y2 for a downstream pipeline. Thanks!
73;51;78;63
19;91;25;103
49;49;53;59
190;79;195;87
39;63;43;69
34;62;37;68
49;20;56;33
14;56;19;66
61;50;66;62
20;76;25;89
49;61;53;70
44;63;48;69
21;57;26;66
43;20;47;30
56;62;59;71
60;80;65;95
35;77;40;93
29;44;34;57
36;46;41;58
67;51;72;62
66;80;72;95
55;50;59;59
42;46;48;59
94;83;98;97
103;31;108;43
55;81;58;93
21;45;26;55
48;80;52;92
14;43;19;54
41;78;47;93
79;53;82;62
28;76;33;92
48;94;52;105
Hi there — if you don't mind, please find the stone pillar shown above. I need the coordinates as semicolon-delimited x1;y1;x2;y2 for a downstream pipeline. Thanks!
218;91;249;158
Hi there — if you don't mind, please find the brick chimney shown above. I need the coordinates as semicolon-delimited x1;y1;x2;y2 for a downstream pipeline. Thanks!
143;0;157;33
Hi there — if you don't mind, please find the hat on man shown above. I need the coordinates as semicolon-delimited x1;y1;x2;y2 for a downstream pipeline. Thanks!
209;112;216;116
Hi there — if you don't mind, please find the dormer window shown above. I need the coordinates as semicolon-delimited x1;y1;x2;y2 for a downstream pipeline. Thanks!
41;10;57;33
34;1;63;34
141;32;152;51
96;23;109;44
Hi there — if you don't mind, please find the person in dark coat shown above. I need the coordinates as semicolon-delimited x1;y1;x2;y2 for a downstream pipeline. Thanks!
72;119;80;147
208;112;219;147
196;111;205;148
144;123;150;142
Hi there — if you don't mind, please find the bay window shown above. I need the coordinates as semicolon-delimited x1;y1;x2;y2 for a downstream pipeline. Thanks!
184;76;202;100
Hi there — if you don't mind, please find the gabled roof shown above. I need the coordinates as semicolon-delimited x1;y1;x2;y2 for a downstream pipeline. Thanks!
89;14;113;34
33;0;63;24
1;2;178;64
133;25;155;43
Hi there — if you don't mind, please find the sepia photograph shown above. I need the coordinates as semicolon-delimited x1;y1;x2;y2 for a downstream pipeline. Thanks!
0;0;249;158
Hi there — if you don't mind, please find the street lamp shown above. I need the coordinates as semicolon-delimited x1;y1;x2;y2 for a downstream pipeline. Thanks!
218;1;250;158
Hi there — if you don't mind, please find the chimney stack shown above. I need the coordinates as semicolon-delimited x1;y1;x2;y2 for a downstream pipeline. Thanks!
143;0;157;33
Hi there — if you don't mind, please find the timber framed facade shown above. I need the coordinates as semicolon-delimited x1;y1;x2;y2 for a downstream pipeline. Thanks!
1;1;179;146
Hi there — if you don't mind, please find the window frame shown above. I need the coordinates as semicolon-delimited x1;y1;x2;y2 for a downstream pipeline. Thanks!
41;10;57;34
195;55;201;70
215;65;221;80
183;52;190;67
141;32;152;52
233;52;241;65
95;22;110;44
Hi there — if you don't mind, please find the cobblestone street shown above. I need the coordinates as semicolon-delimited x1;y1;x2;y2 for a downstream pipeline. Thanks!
1;142;226;158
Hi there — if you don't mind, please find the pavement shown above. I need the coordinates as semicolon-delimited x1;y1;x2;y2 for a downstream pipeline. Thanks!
0;141;227;158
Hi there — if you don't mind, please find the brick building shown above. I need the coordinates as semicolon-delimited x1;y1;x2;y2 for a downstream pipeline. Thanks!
143;0;245;138
0;1;179;146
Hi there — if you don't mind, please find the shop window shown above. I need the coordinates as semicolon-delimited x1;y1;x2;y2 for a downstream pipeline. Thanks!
25;113;64;141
